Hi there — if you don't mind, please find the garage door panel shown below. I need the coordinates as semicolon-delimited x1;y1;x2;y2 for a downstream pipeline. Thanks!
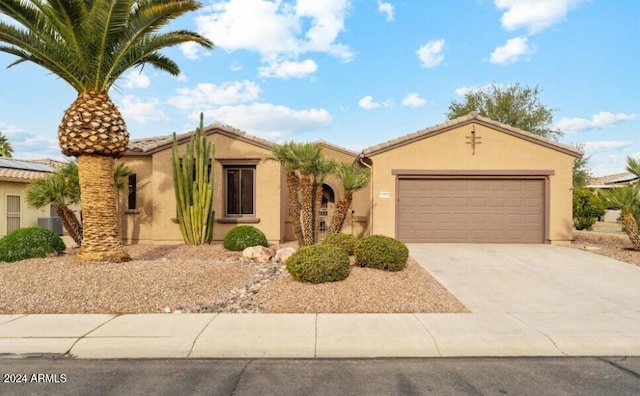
397;178;544;243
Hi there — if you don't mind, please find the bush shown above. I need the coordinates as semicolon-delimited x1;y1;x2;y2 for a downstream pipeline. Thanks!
573;187;607;230
285;244;350;283
321;233;357;255
0;227;66;262
223;225;268;251
354;235;408;271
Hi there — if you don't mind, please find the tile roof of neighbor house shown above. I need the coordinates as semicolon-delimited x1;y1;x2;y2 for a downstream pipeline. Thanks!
0;158;56;182
360;112;584;158
587;172;638;188
127;122;274;155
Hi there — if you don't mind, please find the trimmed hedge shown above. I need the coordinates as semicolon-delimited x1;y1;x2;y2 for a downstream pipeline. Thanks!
223;225;268;251
0;227;66;263
354;235;408;271
285;244;350;283
321;233;357;255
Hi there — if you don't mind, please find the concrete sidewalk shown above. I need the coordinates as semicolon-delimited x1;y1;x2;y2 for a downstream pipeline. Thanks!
1;244;639;359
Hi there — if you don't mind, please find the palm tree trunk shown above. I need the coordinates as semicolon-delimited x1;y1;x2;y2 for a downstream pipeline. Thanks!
300;175;314;246
329;194;353;234
76;155;129;262
53;203;83;246
313;180;323;242
286;171;304;246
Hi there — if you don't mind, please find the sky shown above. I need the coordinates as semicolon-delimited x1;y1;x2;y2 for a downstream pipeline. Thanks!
0;0;638;176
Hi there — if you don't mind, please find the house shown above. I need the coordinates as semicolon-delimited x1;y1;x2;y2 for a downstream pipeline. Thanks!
118;112;581;245
587;172;638;189
0;158;60;237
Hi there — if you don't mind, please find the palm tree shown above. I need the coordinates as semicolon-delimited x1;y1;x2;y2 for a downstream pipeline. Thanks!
294;143;324;246
268;142;304;246
0;131;13;157
26;160;133;246
0;0;212;261
26;162;83;246
328;162;370;234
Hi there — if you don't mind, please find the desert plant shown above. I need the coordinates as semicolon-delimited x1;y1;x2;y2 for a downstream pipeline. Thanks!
572;187;607;230
223;226;268;251
0;227;66;262
354;235;409;271
321;233;358;255
622;213;640;250
172;114;215;245
285;244;350;283
328;162;370;234
0;0;212;262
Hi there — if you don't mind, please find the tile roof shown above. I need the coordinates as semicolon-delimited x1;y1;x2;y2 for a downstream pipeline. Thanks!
126;122;274;155
0;158;56;182
587;172;637;188
361;112;583;158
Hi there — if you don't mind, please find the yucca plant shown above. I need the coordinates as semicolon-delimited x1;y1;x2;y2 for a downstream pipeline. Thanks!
0;0;213;261
171;114;215;245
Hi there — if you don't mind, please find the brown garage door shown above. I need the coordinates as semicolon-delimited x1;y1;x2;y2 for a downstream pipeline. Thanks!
397;178;545;243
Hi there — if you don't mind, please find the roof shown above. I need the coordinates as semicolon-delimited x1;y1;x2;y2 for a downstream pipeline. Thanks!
126;122;273;155
315;139;359;157
361;112;583;158
587;172;638;188
0;158;56;182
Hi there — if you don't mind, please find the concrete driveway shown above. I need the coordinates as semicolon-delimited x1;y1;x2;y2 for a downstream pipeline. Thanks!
409;244;640;356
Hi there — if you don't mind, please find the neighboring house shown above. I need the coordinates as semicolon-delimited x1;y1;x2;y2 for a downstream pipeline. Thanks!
587;172;638;189
119;112;581;245
0;158;62;237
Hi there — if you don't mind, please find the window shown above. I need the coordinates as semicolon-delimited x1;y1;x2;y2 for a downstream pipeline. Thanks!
225;166;255;216
127;174;137;210
6;195;20;234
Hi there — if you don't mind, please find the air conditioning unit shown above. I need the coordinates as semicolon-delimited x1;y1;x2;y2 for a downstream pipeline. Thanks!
38;217;63;236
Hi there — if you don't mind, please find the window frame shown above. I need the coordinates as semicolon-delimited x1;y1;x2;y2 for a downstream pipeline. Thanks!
219;159;259;219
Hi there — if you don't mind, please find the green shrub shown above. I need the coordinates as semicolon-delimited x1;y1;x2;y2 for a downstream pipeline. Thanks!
223;225;268;251
285;244;350;283
573;187;607;230
354;235;408;271
321;233;357;255
0;227;66;262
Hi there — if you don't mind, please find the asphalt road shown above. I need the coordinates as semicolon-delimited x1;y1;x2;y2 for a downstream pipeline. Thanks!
1;357;639;395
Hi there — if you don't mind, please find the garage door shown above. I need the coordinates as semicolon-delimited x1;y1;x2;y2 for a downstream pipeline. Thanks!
397;178;545;243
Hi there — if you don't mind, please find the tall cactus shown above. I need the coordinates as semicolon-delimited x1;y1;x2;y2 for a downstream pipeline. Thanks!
171;114;215;244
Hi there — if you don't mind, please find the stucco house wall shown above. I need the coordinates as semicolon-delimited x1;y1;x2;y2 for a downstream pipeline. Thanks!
361;113;580;244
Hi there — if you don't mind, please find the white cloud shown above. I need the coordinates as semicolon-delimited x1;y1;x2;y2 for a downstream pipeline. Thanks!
0;122;24;137
494;0;586;34
230;61;243;72
199;103;332;139
176;73;188;82
121;70;150;89
555;112;638;133
358;95;389;110
489;36;534;65
168;81;261;110
118;96;169;124
582;141;633;153
377;0;394;21
258;58;318;79
193;0;352;77
180;42;204;60
416;39;445;68
401;93;427;108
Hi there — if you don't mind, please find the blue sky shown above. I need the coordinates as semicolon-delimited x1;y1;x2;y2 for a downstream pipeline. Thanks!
0;0;638;176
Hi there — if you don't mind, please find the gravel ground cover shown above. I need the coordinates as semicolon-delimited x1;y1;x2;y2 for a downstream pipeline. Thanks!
0;243;468;314
571;226;640;267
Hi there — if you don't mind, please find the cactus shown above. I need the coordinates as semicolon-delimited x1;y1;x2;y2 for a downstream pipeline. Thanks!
171;113;215;244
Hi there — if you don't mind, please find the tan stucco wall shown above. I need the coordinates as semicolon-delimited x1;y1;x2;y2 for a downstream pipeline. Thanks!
119;132;282;244
0;181;49;236
366;122;576;244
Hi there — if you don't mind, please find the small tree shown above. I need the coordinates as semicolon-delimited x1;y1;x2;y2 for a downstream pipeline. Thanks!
171;114;215;245
572;187;606;230
447;83;562;140
599;157;640;249
328;163;370;234
0;131;13;157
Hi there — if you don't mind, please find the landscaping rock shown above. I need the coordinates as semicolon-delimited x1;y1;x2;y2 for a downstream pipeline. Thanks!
274;247;296;263
242;246;276;262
